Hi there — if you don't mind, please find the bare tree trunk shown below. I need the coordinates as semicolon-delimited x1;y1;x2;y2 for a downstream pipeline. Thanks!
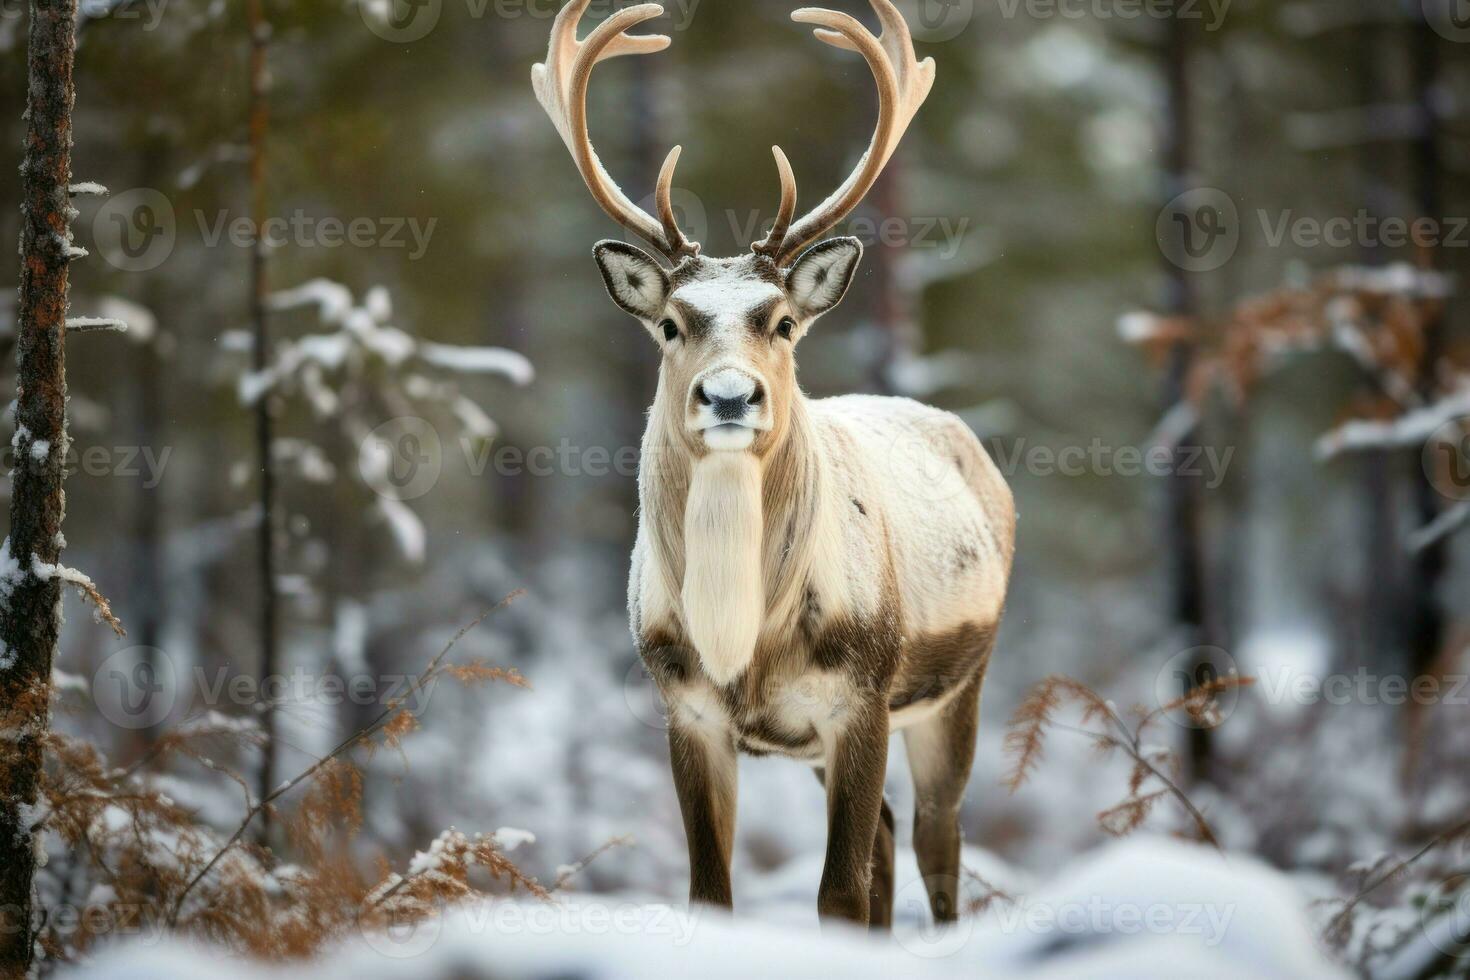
1351;19;1399;676
0;0;77;974
1402;16;1446;793
1159;11;1216;783
247;0;279;843
1406;17;1445;683
126;137;170;759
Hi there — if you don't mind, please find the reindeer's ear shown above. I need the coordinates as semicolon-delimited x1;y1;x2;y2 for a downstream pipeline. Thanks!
594;240;670;321
785;237;862;320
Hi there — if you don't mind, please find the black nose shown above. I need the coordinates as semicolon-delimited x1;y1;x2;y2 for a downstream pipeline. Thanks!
695;383;763;421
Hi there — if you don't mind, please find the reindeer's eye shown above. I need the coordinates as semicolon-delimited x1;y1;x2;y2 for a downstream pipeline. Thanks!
776;317;796;341
660;319;679;343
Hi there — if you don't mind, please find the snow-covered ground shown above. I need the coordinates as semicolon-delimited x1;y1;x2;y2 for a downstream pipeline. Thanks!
70;838;1346;979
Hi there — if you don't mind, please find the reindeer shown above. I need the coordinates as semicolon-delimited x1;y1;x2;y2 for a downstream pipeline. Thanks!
533;0;1015;929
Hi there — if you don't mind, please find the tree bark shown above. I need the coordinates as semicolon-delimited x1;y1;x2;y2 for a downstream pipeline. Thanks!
1159;9;1216;784
1401;15;1446;793
247;0;280;843
0;0;78;975
1405;16;1445;685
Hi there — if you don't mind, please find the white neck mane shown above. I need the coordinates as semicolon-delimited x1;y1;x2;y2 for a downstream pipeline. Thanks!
639;387;840;683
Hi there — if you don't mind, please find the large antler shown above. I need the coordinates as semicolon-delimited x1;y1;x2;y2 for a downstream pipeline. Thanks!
753;0;936;265
533;1;699;263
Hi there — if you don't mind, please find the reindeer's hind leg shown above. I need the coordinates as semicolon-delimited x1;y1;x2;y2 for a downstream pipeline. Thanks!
902;668;982;923
814;767;895;932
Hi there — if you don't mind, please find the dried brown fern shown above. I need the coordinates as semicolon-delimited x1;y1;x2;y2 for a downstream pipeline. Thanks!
1004;673;1255;852
29;593;545;966
167;593;526;924
1002;675;1112;793
962;865;1018;917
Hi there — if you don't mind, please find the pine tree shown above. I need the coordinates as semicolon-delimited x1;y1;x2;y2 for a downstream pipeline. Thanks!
0;0;79;975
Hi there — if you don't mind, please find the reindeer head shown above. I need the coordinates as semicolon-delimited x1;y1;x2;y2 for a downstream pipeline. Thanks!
533;0;935;458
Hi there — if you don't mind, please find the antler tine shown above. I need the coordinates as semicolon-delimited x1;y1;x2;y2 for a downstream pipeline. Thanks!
532;1;699;263
766;0;936;264
655;145;690;256
752;146;797;259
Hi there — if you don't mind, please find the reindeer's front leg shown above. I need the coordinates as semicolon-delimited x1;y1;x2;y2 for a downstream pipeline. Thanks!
817;700;889;925
667;717;738;909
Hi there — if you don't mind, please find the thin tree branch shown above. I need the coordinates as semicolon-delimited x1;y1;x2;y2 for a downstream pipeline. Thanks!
551;835;633;892
1325;817;1470;942
166;592;524;926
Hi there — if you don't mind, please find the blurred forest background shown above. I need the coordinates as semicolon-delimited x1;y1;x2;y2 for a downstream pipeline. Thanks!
3;0;1470;975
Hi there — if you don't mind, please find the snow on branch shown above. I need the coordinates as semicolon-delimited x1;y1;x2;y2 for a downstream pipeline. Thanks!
1407;502;1470;554
227;278;533;570
0;538;125;638
1124;262;1454;421
419;341;534;385
1316;389;1470;460
245;278;533;405
376;498;426;565
65;316;128;334
31;554;126;637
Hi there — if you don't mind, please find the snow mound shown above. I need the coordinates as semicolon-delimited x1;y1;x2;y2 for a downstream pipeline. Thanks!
67;838;1344;979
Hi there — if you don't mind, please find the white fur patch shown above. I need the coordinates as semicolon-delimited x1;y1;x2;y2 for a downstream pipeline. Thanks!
669;683;731;739
681;454;764;685
672;278;782;322
702;424;756;451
